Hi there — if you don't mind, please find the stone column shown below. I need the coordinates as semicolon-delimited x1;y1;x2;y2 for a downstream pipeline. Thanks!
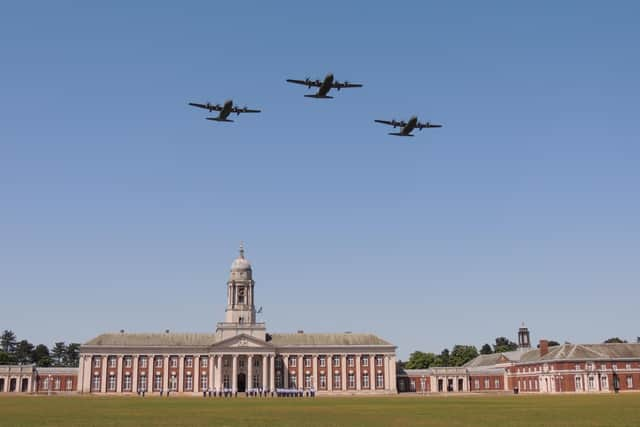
116;356;123;393
77;355;85;393
147;357;153;392
282;355;289;388
383;356;390;391
100;356;107;393
247;355;253;391
298;355;303;389
178;355;184;393
328;355;333;391
209;355;215;392
231;354;238;392
216;355;223;391
356;354;361;390
193;356;200;392
262;355;268;389
312;355;318;389
341;354;347;391
83;356;92;393
132;355;138;394
162;355;169;393
269;355;275;391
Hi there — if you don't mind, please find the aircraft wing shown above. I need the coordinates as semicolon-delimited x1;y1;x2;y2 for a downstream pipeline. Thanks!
417;122;443;129
189;102;222;112
286;78;322;87
333;81;363;89
232;107;261;114
375;119;406;127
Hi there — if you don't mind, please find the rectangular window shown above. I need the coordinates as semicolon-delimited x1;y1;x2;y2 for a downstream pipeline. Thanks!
93;358;101;368
239;358;245;368
376;356;384;367
305;374;312;388
224;358;230;368
347;356;354;367
495;378;500;389
91;375;100;391
319;356;326;368
139;375;147;391
575;363;581;371
275;372;282;388
154;374;162;391
376;373;384;388
484;378;490;388
185;357;193;368
626;363;632;370
124;356;132;368
254;358;261;368
348;373;355;388
123;375;132;391
575;376;582;391
319;374;327;389
333;374;341;388
185;375;193;391
108;357;117;368
200;357;208;368
474;379;479;389
200;375;208;390
601;363;606;370
290;357;297;368
108;375;116;391
612;364;618;370
333;356;340;367
305;357;312;368
170;357;178;368
601;376;608;389
155;357;163;368
223;375;230;389
289;374;297;389
362;373;369;388
362;356;369;367
66;379;73;391
169;375;177;391
54;378;60;390
139;356;148;368
627;376;633;388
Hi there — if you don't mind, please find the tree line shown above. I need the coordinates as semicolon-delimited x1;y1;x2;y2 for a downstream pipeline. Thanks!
0;330;80;367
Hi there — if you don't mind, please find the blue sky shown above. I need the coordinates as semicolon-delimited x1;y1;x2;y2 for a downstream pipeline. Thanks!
1;1;638;358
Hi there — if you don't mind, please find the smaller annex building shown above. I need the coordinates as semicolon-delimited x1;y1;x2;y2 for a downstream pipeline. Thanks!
398;326;640;394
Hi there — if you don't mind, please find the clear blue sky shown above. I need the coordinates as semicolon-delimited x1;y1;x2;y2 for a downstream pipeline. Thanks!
1;1;639;359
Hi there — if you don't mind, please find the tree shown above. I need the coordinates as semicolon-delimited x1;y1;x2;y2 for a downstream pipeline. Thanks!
1;330;17;353
450;345;479;366
480;343;493;355
405;351;436;369
493;337;518;353
31;344;51;366
65;343;80;367
14;340;34;364
51;342;66;366
604;337;627;344
432;348;450;367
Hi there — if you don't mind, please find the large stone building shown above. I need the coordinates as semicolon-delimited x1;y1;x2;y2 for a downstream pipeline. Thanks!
2;249;640;396
75;245;397;395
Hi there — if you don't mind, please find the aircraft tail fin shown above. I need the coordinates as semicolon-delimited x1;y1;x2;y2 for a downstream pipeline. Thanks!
304;94;333;99
206;117;234;122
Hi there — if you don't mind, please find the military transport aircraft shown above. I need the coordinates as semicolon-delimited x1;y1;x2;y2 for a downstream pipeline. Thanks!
188;99;261;122
286;73;362;99
374;116;442;136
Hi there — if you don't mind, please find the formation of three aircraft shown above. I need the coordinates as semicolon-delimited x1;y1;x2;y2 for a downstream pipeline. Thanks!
188;73;442;137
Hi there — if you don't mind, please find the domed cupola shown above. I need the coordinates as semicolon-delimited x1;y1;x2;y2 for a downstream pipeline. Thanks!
224;242;256;325
230;242;252;280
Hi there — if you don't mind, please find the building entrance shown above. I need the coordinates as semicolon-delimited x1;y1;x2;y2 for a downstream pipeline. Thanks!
237;373;246;392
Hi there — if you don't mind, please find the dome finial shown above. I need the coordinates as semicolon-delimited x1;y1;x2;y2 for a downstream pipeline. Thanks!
239;241;245;259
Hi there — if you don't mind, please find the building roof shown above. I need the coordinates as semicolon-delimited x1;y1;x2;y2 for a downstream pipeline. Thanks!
84;333;218;347
518;343;640;363
269;333;392;347
463;349;527;368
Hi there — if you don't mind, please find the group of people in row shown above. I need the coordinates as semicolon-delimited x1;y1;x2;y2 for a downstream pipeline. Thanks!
135;387;318;397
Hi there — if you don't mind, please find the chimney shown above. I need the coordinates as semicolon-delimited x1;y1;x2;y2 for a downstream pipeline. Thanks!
539;340;549;356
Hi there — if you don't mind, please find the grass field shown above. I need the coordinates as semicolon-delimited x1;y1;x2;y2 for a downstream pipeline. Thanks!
1;394;639;427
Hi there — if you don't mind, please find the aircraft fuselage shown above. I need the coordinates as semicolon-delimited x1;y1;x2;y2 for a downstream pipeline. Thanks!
218;100;234;120
316;73;334;97
400;116;418;135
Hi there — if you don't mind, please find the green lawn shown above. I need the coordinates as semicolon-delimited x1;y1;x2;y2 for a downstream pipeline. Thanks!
0;394;639;427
